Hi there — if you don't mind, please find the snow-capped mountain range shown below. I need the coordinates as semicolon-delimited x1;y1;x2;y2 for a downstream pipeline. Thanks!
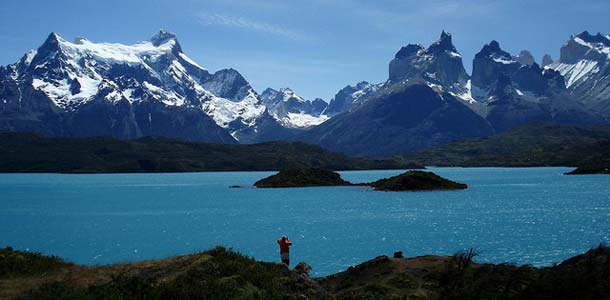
1;30;609;156
0;30;326;143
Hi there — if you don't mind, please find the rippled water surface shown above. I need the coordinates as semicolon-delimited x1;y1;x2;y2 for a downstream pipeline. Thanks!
1;168;609;276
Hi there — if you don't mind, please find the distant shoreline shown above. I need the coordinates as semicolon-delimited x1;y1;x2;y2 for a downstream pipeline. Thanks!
0;132;418;173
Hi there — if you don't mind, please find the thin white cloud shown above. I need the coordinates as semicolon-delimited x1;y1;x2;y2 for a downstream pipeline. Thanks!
328;0;501;30
197;13;306;41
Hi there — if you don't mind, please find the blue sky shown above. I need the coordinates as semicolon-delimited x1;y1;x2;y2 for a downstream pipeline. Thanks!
1;0;609;100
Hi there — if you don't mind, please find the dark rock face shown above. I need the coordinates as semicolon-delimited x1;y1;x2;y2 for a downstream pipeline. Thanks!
512;64;564;95
310;98;328;115
201;68;252;101
369;170;467;191
541;54;554;67
560;31;610;64
0;77;63;136
472;41;520;88
254;168;352;188
294;84;494;156
482;72;602;132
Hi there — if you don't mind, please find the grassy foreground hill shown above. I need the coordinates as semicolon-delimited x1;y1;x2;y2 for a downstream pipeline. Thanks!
0;133;416;173
1;245;609;300
400;123;610;167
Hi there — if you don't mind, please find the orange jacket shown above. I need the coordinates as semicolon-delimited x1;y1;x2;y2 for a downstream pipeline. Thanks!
277;238;292;253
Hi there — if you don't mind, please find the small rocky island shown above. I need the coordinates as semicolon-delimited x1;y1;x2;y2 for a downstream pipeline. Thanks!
565;165;610;175
254;168;352;188
254;168;467;191
369;170;468;191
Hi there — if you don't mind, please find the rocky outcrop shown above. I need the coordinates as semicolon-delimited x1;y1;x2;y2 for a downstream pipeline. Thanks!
254;168;352;188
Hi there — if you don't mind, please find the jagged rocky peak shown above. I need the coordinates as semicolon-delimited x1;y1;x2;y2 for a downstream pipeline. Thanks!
548;31;610;114
279;87;302;100
150;29;178;46
201;68;253;101
260;87;303;106
513;50;535;66
151;29;182;54
44;32;62;45
31;32;63;63
324;81;382;117
541;54;554;67
260;87;279;103
260;87;282;108
389;31;468;88
427;30;457;53
472;40;519;88
560;31;610;64
475;40;514;61
30;30;188;73
473;40;565;96
575;31;610;47
355;81;373;90
259;87;328;128
394;44;424;59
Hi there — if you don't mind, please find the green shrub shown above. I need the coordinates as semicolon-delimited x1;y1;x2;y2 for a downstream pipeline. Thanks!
0;246;68;278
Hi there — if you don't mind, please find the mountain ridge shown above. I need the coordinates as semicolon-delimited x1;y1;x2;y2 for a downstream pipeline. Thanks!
1;30;609;156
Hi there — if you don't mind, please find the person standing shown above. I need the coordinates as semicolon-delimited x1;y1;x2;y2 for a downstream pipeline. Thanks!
277;235;292;266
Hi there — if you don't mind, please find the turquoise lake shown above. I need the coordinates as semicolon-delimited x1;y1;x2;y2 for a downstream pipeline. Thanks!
1;167;609;276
